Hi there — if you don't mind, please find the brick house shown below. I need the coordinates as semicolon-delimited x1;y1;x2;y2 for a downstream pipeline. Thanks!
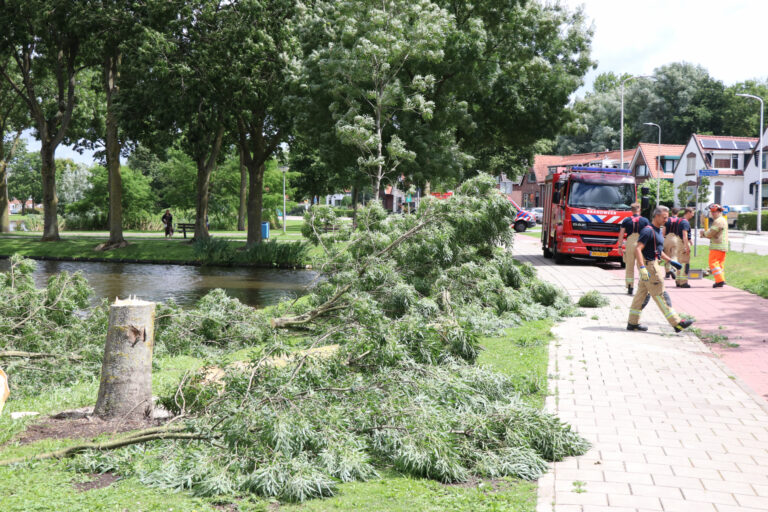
628;143;685;186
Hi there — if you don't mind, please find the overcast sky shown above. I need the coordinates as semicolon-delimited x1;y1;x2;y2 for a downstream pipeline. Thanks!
563;0;767;94
27;0;768;165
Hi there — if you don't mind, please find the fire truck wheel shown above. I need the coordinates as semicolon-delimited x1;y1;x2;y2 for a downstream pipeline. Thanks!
553;241;568;265
514;221;527;233
543;246;553;258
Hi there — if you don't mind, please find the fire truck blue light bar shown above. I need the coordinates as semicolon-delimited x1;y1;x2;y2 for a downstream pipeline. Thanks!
570;166;632;174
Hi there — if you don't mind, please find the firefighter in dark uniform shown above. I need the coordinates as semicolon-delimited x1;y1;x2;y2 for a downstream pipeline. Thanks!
617;202;649;296
627;206;695;333
663;207;681;279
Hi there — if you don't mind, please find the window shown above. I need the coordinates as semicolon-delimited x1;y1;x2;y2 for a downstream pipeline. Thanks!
714;155;731;168
714;183;723;204
732;153;739;169
635;164;648;177
686;154;696;174
528;171;536;182
567;182;636;210
535;193;540;207
664;159;675;172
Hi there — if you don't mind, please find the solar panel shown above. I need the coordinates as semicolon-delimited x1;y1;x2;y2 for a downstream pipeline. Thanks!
700;140;719;149
735;140;755;150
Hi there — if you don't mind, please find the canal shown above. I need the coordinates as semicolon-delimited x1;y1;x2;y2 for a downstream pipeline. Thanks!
0;259;316;308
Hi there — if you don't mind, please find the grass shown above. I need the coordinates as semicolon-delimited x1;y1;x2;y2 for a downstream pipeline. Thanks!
688;248;768;299
0;319;555;512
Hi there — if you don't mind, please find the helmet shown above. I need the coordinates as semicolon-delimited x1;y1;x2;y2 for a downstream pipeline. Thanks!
708;203;723;212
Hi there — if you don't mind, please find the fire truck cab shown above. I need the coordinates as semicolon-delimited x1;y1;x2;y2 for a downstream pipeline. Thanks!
541;167;637;265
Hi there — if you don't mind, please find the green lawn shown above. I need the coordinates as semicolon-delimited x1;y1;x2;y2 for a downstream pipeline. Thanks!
688;247;768;299
0;320;554;512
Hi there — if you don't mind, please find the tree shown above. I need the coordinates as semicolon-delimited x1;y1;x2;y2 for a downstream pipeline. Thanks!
0;1;90;240
6;149;42;213
724;79;768;137
643;178;675;210
0;58;28;231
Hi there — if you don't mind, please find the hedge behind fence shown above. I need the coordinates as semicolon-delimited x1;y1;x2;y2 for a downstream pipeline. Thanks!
735;212;768;230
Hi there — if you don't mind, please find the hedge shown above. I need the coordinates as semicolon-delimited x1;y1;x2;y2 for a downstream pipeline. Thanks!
735;212;768;230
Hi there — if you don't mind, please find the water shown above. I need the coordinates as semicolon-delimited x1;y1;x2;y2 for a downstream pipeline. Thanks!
0;259;317;308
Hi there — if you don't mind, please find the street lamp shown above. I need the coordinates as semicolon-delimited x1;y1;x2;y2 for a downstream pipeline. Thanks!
621;75;656;171
736;93;765;233
643;122;662;207
282;167;287;235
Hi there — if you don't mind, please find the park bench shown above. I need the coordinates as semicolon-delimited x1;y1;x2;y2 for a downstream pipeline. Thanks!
321;224;340;233
176;223;196;239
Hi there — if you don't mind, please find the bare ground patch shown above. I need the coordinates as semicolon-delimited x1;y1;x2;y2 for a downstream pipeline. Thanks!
73;472;121;492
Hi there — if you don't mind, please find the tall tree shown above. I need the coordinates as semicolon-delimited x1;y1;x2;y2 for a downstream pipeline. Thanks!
0;0;89;240
0;58;28;232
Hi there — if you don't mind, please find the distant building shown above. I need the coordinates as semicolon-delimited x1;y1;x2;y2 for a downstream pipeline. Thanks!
8;198;22;214
628;143;685;186
672;134;758;207
742;126;768;209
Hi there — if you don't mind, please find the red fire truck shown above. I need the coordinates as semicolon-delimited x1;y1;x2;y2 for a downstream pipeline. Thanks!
541;167;637;265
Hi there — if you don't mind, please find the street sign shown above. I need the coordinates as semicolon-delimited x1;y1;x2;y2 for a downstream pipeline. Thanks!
722;205;730;214
698;169;719;176
406;194;413;203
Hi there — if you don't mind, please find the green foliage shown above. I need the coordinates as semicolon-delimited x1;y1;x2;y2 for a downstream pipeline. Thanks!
736;212;768;231
577;290;609;308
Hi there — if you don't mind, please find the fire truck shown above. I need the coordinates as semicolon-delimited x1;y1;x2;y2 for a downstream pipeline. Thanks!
541;167;637;265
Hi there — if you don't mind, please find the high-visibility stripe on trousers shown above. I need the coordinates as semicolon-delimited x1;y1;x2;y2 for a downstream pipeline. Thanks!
624;233;640;286
675;244;691;285
709;249;727;284
628;260;682;327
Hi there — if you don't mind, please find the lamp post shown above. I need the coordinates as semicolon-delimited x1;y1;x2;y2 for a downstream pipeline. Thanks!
643;122;662;207
282;167;287;235
736;93;764;233
621;75;656;171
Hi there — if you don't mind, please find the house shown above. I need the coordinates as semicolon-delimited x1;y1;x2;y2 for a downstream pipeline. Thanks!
628;143;685;185
742;126;768;209
672;134;758;207
496;172;523;206
525;155;567;208
554;148;637;171
381;184;407;212
8;198;22;214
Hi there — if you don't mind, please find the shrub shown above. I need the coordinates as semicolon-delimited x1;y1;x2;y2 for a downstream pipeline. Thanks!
237;240;309;267
193;237;237;265
577;290;609;308
736;212;768;231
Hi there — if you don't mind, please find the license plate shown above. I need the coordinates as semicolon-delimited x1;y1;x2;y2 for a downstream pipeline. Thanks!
590;251;609;257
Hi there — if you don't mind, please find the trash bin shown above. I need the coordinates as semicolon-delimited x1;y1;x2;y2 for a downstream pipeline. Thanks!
261;221;270;239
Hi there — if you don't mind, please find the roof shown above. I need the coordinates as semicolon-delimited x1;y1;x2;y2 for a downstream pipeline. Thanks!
530;149;637;184
634;143;685;179
694;134;758;153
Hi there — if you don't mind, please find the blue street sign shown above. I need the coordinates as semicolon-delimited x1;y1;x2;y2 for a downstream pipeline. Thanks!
722;205;730;214
698;169;719;176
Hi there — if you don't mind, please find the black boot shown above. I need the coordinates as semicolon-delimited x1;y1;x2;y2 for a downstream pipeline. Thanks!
677;282;691;288
627;285;633;296
627;323;648;331
674;319;694;332
713;281;725;288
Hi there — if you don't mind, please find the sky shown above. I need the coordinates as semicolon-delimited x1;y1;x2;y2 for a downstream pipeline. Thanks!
562;0;767;95
24;0;768;166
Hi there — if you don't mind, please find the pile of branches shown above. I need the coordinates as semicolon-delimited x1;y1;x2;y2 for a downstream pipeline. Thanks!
64;174;587;502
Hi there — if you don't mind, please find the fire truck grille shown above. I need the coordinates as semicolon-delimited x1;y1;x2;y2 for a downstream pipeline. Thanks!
581;222;620;232
581;235;618;245
587;246;615;252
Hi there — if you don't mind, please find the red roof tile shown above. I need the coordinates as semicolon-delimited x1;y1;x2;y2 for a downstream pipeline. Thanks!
635;143;685;179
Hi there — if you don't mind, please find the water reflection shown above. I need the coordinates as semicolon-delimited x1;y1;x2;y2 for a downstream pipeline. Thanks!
0;259;317;308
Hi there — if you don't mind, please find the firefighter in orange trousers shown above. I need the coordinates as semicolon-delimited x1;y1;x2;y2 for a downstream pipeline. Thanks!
700;203;729;288
617;202;649;296
675;207;695;288
627;206;695;333
663;207;681;279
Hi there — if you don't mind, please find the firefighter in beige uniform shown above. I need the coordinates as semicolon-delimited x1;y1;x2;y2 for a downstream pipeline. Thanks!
674;207;695;288
617;203;649;296
627;206;695;333
663;207;681;278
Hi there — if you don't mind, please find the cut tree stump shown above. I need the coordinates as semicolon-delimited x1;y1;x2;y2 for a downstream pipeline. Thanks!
93;297;156;420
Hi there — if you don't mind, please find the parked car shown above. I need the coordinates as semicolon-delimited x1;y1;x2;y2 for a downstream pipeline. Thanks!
507;197;537;232
530;207;544;223
726;204;752;228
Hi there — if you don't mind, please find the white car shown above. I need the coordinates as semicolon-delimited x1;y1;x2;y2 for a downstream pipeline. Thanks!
530;207;544;223
726;204;752;228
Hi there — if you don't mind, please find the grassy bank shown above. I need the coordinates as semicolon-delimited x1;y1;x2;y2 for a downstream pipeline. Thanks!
689;248;768;298
0;319;555;512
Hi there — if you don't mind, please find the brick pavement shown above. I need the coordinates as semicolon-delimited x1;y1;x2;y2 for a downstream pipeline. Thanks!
511;236;768;512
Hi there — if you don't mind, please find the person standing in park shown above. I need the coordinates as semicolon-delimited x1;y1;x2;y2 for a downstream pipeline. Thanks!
627;205;694;333
663;207;681;279
675;207;695;288
700;204;729;288
162;209;173;238
617;202;649;296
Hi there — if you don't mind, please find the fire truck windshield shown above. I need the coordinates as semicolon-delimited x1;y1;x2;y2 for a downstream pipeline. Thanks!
567;182;635;210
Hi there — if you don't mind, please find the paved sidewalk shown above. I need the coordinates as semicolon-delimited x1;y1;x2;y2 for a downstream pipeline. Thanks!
512;236;768;512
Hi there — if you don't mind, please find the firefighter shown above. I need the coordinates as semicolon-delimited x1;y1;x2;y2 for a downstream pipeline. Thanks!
675;207;695;288
664;207;681;279
617;203;649;295
700;203;729;288
627;205;694;333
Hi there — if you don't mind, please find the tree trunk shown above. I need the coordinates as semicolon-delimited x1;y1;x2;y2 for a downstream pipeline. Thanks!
351;185;358;229
93;298;156;421
194;157;211;241
0;138;9;233
237;145;247;231
39;141;60;241
105;51;125;246
246;162;265;246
